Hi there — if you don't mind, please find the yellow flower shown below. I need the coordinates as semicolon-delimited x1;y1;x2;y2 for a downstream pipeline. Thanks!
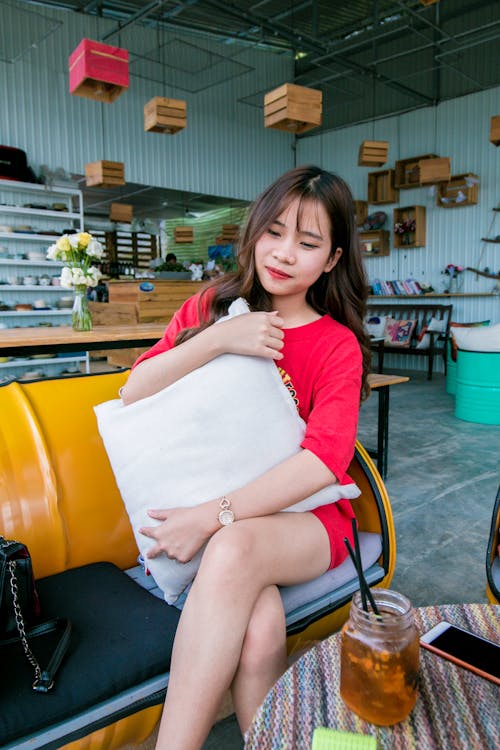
56;236;71;253
79;232;92;249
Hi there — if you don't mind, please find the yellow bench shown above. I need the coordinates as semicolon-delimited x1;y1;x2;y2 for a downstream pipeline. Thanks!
0;371;395;750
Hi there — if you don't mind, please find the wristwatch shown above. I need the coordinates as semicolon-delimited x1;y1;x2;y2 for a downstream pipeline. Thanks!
218;496;235;526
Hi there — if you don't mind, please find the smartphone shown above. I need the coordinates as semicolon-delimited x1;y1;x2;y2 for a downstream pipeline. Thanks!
420;620;500;686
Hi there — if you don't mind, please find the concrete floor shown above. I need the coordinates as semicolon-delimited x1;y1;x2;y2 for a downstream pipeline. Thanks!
103;365;499;750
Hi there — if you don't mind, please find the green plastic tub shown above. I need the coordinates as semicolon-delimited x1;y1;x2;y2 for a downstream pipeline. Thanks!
446;341;457;396
455;350;500;424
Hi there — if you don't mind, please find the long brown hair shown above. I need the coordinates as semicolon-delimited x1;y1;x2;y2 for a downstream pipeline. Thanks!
177;165;371;399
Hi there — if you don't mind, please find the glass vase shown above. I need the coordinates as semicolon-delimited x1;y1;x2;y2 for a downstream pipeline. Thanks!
72;284;92;331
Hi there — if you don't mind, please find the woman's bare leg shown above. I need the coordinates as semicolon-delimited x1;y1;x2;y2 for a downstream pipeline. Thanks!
154;512;330;750
231;584;287;733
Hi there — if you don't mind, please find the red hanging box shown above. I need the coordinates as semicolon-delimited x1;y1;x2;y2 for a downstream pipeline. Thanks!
69;38;129;103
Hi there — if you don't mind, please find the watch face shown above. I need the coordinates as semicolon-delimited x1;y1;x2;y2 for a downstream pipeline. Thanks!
219;509;234;526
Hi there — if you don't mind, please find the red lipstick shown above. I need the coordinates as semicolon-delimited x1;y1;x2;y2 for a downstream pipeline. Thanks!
266;266;291;280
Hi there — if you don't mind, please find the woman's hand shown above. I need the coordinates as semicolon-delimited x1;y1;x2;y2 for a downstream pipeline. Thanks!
210;311;285;360
140;505;217;563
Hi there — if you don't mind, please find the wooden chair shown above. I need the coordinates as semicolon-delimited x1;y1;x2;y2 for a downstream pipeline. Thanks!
0;372;395;750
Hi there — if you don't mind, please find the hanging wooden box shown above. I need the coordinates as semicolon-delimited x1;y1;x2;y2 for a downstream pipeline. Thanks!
394;154;437;188
264;84;322;134
359;230;390;257
69;38;129;103
367;170;399;204
393;205;426;248
85;160;125;188
354;201;368;227
418;157;451;184
174;226;194;244
219;224;240;242
144;97;187;134
110;203;133;223
437;173;479;208
358;141;389;167
490;116;500;146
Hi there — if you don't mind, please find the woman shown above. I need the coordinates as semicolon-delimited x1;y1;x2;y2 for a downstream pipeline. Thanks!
121;165;371;749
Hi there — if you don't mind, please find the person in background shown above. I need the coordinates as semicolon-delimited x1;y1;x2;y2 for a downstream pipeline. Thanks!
121;165;371;750
165;252;178;267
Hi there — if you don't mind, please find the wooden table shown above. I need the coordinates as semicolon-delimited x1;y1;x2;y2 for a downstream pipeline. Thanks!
0;324;165;358
244;603;500;750
366;373;410;479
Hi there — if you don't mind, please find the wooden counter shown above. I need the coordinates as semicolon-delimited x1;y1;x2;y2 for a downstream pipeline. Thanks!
107;280;203;322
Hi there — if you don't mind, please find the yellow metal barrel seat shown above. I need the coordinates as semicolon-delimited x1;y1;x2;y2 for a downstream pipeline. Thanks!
486;484;500;604
0;372;395;750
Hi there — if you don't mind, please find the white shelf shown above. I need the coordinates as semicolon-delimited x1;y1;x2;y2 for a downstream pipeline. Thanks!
0;309;72;316
0;356;84;370
0;180;84;379
0;206;80;220
0;285;66;291
0;259;62;267
0;178;82;197
0;232;61;241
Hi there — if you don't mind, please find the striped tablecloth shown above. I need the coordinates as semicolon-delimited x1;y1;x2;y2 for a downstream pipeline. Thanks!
244;604;500;750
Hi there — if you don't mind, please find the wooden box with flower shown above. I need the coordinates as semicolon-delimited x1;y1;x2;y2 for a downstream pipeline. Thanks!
393;206;426;248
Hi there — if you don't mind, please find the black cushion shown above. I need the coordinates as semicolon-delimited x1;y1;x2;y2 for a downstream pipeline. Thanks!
0;562;180;748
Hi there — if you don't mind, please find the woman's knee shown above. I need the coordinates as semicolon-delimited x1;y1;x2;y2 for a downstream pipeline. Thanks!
199;523;258;584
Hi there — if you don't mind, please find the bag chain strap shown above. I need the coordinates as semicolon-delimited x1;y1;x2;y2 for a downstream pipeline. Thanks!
7;559;45;688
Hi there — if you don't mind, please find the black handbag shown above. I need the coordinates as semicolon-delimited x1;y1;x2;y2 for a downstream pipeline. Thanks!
0;535;72;692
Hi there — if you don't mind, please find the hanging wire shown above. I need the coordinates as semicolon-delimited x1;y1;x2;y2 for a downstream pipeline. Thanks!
371;0;378;139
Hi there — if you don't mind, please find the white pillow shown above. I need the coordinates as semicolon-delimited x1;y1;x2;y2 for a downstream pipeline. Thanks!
416;316;447;350
452;323;500;352
95;298;360;604
365;315;386;339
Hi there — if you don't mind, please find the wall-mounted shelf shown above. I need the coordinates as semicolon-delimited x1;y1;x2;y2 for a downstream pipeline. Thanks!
367;169;399;204
393;206;426;248
368;292;495;299
354;200;368;227
0;179;86;379
359;230;390;256
437;173;479;208
394;154;437;189
0;258;63;267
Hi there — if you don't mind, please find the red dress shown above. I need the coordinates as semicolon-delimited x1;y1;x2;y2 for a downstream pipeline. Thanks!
134;294;362;569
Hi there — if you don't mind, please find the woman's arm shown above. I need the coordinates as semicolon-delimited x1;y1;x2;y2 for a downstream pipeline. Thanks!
141;448;337;562
121;310;285;405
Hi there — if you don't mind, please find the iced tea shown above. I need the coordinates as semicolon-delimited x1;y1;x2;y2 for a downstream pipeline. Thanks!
340;589;419;726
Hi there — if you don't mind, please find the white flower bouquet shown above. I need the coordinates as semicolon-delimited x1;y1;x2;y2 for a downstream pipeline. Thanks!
46;232;104;330
47;232;104;288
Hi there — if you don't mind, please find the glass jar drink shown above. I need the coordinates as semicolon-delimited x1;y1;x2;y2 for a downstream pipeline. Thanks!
340;589;419;726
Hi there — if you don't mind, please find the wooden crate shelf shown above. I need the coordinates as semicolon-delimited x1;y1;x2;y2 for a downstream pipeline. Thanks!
367;170;399;204
437;173;479;208
359;230;390;257
354;200;368;227
490;115;500;146
394;154;437;189
393;206;426;248
418;157;451;185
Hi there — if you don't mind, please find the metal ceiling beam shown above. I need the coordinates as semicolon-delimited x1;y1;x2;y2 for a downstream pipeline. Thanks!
100;0;171;40
200;0;434;104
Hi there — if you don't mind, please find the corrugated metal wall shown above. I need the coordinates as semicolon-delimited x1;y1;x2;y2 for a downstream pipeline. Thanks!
298;87;500;344
0;2;294;201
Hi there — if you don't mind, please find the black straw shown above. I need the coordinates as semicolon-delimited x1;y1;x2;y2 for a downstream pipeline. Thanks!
344;522;381;617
